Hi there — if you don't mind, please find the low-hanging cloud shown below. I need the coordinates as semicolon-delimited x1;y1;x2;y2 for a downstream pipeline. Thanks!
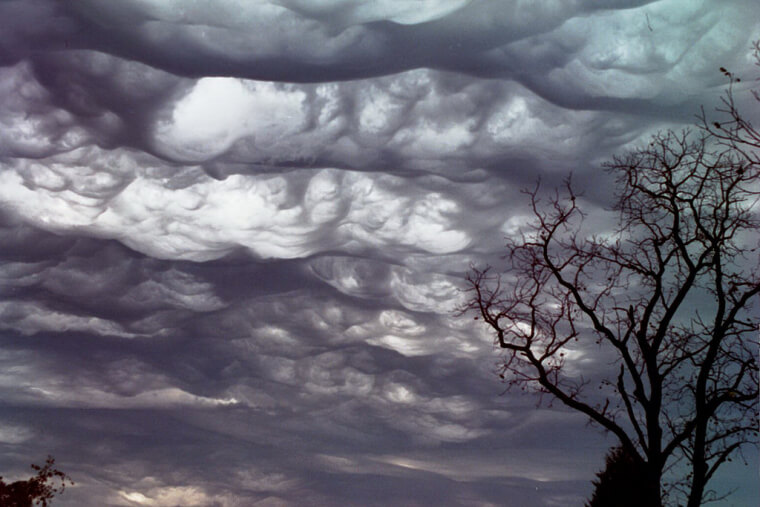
1;0;759;505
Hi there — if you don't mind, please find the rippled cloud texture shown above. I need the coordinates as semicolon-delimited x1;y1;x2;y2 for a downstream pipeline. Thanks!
1;1;758;505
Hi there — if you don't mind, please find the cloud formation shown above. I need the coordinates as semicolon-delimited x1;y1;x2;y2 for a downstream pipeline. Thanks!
1;0;758;505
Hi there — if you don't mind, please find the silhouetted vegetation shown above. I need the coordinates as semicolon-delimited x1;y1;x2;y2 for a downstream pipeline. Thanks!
464;43;759;506
586;446;653;507
0;457;73;507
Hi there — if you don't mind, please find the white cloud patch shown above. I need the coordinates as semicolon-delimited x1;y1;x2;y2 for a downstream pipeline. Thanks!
154;78;308;161
116;486;239;507
308;255;463;313
0;157;479;261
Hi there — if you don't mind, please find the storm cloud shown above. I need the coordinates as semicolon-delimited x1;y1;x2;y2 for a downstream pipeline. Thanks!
0;1;758;505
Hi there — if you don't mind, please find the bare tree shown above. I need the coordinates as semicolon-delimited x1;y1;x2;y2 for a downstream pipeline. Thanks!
463;56;759;506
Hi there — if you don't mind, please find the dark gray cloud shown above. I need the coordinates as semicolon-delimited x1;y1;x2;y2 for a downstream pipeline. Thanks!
0;1;758;505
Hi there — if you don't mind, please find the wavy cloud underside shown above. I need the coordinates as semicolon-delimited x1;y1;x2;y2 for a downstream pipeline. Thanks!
0;1;758;505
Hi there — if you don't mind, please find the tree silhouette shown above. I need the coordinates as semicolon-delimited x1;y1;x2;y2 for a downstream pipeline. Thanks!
463;48;759;506
586;446;650;507
0;457;73;507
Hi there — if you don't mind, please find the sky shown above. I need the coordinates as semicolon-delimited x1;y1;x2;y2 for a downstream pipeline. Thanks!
0;1;758;505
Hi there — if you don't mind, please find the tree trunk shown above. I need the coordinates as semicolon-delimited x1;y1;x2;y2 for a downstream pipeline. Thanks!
644;465;663;507
686;457;708;507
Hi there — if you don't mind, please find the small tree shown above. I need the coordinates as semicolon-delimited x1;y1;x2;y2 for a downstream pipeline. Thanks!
0;457;73;507
463;55;759;505
587;446;650;507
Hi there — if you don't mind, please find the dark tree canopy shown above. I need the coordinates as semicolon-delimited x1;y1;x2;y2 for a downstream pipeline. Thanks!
464;48;759;507
0;457;73;507
586;446;651;507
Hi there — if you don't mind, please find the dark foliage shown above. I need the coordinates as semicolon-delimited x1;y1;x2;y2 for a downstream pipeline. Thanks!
0;457;73;507
587;446;657;507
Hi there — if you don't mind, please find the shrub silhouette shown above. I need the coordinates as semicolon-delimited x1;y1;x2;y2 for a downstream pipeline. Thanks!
587;446;656;507
0;457;73;507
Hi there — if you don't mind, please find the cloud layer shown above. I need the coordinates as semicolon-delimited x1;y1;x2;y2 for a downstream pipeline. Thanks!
1;0;758;505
